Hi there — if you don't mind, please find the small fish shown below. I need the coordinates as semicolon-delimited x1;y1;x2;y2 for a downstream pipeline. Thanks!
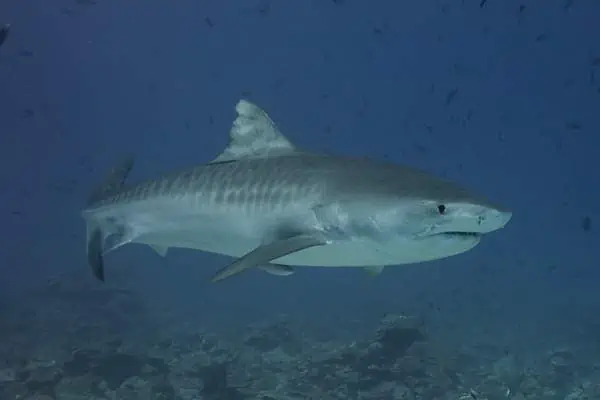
582;216;591;232
0;24;10;48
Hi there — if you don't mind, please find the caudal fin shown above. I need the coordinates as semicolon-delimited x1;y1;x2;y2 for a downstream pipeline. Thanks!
87;154;134;205
87;227;105;281
85;155;134;282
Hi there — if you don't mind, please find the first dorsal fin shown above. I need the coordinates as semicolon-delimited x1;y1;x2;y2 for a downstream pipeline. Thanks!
211;100;296;163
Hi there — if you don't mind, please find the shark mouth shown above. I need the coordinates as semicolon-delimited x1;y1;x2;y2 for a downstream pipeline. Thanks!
442;231;481;238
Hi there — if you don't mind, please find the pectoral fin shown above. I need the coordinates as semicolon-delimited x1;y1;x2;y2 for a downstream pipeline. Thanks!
211;234;326;282
258;264;295;276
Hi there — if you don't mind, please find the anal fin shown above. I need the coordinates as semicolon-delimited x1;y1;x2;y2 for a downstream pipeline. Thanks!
149;244;169;257
211;234;326;282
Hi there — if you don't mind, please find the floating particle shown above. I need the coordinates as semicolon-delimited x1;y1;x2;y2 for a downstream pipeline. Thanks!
565;121;582;130
582;216;591;232
445;88;458;105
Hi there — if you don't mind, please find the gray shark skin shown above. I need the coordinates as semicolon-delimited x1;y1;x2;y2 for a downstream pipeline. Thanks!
82;100;512;283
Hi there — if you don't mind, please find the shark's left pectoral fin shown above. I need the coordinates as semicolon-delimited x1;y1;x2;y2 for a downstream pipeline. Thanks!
211;234;326;282
258;264;295;276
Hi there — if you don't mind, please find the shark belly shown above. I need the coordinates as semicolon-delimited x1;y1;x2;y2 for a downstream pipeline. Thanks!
134;212;481;268
136;228;480;268
272;234;481;267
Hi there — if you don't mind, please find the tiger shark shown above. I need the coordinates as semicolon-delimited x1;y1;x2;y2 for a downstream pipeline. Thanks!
82;99;512;283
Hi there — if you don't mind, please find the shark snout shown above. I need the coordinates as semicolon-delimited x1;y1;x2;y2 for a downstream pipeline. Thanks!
480;208;512;232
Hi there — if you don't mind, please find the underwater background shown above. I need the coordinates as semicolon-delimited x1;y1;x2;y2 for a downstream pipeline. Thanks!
0;0;599;399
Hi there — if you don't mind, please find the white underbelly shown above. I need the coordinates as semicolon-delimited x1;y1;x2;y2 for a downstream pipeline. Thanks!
275;235;480;267
137;229;480;268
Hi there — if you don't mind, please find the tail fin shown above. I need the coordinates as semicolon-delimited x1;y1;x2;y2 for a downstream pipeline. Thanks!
87;154;134;205
87;227;105;281
86;155;134;282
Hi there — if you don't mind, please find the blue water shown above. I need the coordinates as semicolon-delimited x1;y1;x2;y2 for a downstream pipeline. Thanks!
0;1;599;399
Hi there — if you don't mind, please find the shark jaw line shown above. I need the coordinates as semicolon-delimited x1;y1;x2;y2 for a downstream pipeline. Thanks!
414;228;483;240
440;231;481;238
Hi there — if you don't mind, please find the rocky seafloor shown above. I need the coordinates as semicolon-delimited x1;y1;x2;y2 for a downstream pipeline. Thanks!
1;282;599;400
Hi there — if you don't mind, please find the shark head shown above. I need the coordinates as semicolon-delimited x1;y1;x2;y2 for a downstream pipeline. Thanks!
399;185;510;237
356;173;512;262
422;197;511;238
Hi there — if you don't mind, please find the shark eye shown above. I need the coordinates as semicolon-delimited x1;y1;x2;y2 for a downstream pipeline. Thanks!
437;204;446;215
